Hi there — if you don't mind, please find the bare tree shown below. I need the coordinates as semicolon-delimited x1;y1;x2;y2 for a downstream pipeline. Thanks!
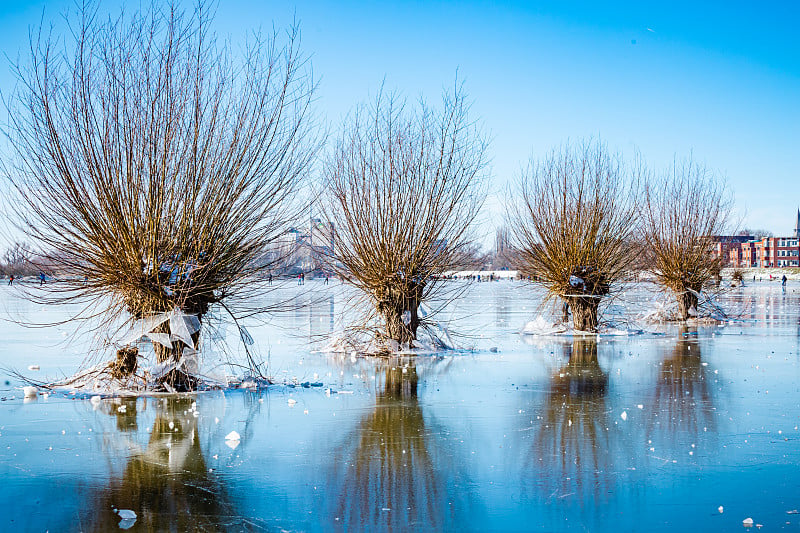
508;140;639;332
321;87;488;347
1;242;37;277
641;157;731;320
3;2;316;388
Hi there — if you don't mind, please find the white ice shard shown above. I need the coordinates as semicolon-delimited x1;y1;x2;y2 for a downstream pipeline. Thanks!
225;430;241;441
117;510;137;520
23;386;38;398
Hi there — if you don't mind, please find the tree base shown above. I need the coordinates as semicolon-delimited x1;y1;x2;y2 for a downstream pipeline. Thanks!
566;296;600;332
109;346;139;379
677;291;699;321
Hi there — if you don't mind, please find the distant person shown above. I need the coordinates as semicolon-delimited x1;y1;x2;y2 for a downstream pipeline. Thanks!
39;272;46;286
83;275;88;286
268;273;273;285
782;275;787;287
7;275;14;286
324;276;329;285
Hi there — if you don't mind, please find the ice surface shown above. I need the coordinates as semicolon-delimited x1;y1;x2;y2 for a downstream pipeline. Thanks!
3;280;800;531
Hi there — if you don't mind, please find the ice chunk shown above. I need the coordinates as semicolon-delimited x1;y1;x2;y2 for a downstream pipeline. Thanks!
620;411;628;421
718;506;723;513
743;518;753;527
521;316;568;336
23;386;38;398
27;365;40;371
225;431;241;441
170;310;195;347
117;510;137;520
145;332;172;348
90;395;102;405
288;399;297;407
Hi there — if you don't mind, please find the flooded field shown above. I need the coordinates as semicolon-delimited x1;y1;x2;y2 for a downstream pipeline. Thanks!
1;280;800;531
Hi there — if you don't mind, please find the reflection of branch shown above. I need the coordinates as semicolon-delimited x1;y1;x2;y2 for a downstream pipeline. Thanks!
89;397;235;531
326;359;474;529
529;338;612;499
647;329;717;443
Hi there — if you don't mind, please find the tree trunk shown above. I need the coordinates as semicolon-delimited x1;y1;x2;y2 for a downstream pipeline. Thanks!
566;296;600;332
677;291;698;321
151;320;203;391
377;282;424;346
382;298;421;345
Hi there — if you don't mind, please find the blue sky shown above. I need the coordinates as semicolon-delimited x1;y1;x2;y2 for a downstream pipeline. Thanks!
1;1;798;241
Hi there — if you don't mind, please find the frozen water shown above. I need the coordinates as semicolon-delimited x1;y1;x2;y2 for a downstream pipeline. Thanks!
2;279;800;531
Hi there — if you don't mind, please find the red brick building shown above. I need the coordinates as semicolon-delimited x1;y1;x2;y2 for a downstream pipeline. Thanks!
715;210;800;268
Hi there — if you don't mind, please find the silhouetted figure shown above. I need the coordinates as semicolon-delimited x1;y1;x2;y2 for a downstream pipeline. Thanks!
39;272;46;285
7;275;14;286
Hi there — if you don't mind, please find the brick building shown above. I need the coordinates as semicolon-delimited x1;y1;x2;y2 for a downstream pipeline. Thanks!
715;210;800;268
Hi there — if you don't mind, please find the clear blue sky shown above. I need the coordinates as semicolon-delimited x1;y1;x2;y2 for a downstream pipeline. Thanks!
1;1;798;242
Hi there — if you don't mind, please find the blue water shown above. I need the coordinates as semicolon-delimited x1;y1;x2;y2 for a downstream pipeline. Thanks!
1;280;799;531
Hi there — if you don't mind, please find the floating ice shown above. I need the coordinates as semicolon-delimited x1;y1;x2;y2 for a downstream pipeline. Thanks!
521;316;568;336
23;386;38;398
718;505;723;513
288;399;297;407
743;517;753;526
620;411;628;421
117;510;137;520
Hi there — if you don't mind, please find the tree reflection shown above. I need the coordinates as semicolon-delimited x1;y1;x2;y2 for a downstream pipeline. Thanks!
90;397;234;531
647;327;717;445
326;356;474;530
529;337;614;499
